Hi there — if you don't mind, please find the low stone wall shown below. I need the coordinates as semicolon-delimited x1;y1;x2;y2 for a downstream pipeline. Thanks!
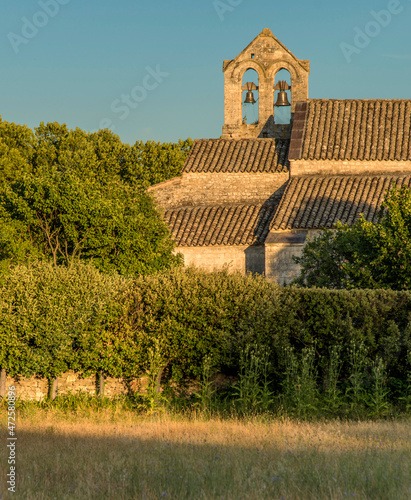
5;371;137;401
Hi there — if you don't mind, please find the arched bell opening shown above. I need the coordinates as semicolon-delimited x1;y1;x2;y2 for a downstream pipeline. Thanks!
242;69;259;125
274;68;291;124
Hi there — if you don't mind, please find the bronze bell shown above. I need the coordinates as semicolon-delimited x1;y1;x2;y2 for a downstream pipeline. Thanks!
274;90;291;107
244;90;256;104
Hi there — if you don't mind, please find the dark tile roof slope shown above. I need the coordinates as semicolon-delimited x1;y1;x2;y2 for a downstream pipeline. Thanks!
271;175;411;230
298;99;411;161
164;203;278;246
182;139;290;173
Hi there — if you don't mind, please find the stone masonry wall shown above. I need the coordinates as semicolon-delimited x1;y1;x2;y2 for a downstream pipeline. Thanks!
5;371;139;401
265;241;305;284
290;160;411;177
150;172;289;209
265;230;321;283
178;245;265;275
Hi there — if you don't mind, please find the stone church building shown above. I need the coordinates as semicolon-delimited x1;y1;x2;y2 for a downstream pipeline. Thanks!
150;28;411;283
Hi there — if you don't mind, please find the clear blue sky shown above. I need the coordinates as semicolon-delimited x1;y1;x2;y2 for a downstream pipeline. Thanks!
1;0;411;145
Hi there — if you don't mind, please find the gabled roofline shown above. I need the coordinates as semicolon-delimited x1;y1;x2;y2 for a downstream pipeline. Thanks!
223;28;310;74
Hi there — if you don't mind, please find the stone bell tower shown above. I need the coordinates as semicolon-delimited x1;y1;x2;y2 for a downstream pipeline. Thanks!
222;28;310;139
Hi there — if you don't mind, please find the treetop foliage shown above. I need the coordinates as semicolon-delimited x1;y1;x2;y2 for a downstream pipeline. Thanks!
0;117;191;275
0;116;193;187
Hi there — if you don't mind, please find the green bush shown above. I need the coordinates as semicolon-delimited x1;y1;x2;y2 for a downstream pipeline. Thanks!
115;269;411;396
123;267;283;382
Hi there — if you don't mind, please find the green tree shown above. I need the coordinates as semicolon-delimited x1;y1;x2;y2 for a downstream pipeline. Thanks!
293;224;364;289
122;139;193;186
33;123;131;184
1;118;192;187
294;185;411;290
0;116;35;185
0;118;189;275
0;171;181;275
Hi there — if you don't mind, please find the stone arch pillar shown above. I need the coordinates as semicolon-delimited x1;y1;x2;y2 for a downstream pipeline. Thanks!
224;60;265;130
270;63;309;115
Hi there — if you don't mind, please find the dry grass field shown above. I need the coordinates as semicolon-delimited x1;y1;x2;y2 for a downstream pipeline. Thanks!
1;410;411;499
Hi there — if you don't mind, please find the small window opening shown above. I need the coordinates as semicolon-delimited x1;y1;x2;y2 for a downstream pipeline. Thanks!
251;53;255;59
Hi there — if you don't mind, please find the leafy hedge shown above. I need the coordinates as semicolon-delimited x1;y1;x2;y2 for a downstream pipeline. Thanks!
0;261;130;379
125;269;411;386
2;264;411;389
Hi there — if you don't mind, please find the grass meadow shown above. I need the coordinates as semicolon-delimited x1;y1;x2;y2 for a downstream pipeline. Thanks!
1;408;411;499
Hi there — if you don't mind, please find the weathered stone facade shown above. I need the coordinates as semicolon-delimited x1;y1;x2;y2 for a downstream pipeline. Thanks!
264;230;321;283
176;245;265;275
151;172;289;209
290;160;411;177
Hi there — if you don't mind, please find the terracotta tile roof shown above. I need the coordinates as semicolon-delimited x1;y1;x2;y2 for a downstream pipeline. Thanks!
182;139;290;173
292;99;411;161
271;175;411;230
164;203;278;246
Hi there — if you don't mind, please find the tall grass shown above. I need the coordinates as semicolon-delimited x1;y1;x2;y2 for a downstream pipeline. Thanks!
281;345;318;418
323;344;343;414
193;355;216;414
1;410;410;500
2;344;410;499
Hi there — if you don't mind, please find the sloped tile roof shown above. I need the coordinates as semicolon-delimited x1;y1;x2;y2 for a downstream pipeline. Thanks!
294;99;411;161
182;139;290;173
271;175;411;230
164;203;278;246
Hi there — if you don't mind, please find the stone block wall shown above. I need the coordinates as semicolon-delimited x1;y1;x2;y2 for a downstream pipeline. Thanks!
222;122;292;140
177;245;265;275
290;160;411;177
265;230;320;283
6;372;130;401
178;231;318;284
150;172;289;209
